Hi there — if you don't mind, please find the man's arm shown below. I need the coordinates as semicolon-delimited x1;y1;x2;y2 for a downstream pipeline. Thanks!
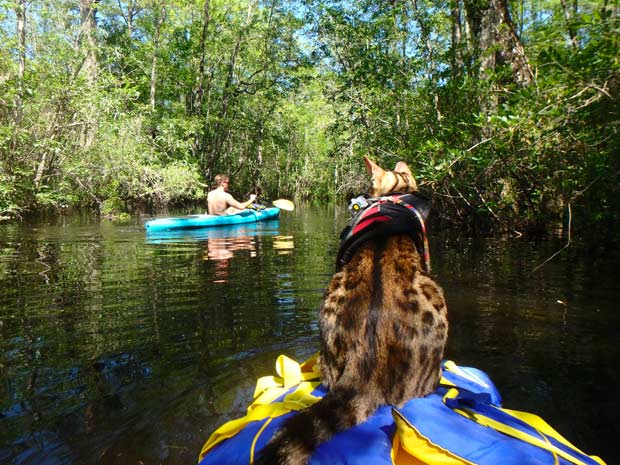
225;193;256;210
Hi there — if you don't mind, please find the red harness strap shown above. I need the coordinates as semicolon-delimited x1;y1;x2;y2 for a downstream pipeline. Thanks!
337;193;432;272
351;206;391;236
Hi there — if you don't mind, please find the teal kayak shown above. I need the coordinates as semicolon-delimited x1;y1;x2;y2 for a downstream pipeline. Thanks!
145;220;279;244
144;207;280;232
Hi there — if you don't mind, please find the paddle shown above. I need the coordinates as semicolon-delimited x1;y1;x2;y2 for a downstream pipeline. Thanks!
269;198;295;211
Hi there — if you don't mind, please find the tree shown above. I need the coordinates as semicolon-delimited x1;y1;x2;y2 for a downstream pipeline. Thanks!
195;0;211;117
15;0;26;124
464;0;533;86
79;0;99;83
0;0;617;235
146;0;167;111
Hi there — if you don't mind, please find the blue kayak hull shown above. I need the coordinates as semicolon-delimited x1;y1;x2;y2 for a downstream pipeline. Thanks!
144;207;280;231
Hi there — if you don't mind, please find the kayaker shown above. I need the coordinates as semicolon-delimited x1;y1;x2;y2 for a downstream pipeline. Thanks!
207;174;256;216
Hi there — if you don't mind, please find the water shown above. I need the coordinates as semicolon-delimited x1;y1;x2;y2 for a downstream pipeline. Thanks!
0;205;617;465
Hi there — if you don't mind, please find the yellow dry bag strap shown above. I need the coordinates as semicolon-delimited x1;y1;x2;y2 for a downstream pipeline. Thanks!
198;354;321;462
392;408;476;465
443;388;606;465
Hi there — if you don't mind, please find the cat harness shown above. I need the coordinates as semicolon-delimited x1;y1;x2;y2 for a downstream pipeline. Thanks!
337;192;432;272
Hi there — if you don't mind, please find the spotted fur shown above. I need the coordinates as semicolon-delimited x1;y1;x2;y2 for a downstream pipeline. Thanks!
255;157;448;465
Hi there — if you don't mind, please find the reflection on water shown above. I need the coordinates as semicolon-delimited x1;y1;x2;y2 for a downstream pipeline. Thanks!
0;206;618;465
205;236;256;261
204;236;256;284
147;220;283;284
272;236;295;255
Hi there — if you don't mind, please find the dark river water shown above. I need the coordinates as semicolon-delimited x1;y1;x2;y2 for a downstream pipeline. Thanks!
0;205;617;465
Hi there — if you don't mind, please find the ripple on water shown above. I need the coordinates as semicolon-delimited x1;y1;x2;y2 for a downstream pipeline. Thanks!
0;212;618;465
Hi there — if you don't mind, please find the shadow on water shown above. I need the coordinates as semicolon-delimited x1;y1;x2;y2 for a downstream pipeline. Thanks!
0;204;618;465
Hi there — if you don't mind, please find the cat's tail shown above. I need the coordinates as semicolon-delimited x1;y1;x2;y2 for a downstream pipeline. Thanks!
253;384;371;465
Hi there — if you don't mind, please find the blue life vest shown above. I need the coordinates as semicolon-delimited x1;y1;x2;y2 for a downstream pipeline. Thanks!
198;355;605;465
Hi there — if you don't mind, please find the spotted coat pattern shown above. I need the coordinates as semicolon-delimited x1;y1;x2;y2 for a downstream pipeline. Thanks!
255;158;448;465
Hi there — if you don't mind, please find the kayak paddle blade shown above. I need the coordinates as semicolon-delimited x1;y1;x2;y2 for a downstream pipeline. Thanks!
272;199;295;211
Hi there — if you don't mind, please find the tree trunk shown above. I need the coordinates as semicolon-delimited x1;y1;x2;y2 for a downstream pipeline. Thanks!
195;0;212;172
257;121;264;167
196;0;211;116
149;1;166;111
560;0;579;49
463;0;481;52
80;0;99;83
34;152;46;190
466;0;533;86
15;0;26;124
450;0;464;74
494;0;533;86
149;44;158;111
118;0;139;37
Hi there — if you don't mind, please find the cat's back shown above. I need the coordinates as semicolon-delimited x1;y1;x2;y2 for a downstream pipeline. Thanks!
321;234;447;401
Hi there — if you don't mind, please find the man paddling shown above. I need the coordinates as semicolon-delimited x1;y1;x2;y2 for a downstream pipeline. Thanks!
207;174;256;216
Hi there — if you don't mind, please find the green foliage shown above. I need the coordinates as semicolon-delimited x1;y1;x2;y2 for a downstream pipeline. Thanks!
0;174;22;219
101;197;125;216
0;0;617;236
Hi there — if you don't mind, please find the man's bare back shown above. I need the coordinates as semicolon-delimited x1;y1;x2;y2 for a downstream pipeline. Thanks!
207;175;256;215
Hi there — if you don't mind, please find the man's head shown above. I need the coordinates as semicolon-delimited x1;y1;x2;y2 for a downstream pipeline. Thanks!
214;174;230;190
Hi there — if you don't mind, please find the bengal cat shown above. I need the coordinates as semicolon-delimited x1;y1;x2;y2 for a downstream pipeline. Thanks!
255;157;448;465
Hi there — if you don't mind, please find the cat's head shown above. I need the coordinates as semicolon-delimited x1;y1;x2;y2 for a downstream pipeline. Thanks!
363;156;418;197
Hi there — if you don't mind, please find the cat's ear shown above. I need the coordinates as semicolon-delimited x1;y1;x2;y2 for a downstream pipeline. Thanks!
394;161;413;177
363;156;383;177
394;161;418;192
363;157;385;197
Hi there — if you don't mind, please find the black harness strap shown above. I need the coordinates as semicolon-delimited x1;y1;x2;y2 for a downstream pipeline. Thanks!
336;193;432;272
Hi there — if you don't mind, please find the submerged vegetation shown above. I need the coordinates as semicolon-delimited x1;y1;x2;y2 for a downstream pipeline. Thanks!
0;0;618;236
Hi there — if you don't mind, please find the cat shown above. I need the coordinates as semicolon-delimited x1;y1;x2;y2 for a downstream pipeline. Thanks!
255;156;448;465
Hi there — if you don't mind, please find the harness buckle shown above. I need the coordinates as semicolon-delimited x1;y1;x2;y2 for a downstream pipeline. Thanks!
348;195;370;216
